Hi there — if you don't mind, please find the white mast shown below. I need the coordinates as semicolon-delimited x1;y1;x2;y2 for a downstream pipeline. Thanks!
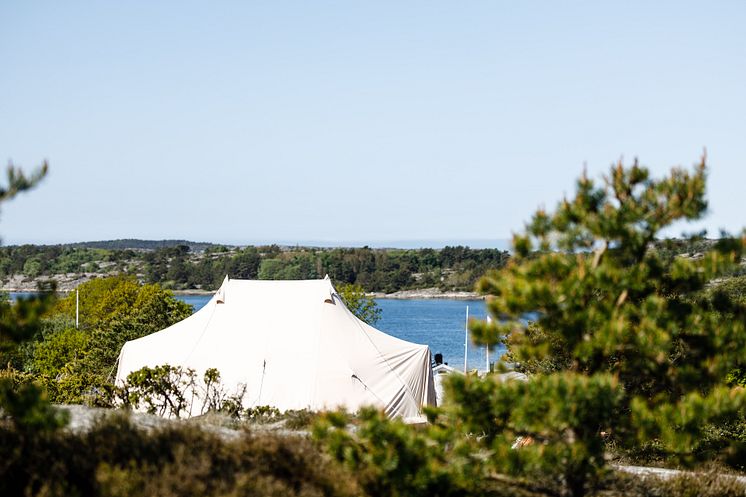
486;315;491;372
464;305;469;372
75;289;79;329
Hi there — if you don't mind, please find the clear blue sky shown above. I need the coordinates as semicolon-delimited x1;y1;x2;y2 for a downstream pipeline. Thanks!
1;1;744;246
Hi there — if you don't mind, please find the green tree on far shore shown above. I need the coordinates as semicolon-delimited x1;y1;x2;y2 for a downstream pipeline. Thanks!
337;283;381;325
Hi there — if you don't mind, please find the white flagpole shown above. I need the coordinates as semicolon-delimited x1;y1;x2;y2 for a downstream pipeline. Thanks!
486;315;491;372
76;289;79;329
464;305;469;372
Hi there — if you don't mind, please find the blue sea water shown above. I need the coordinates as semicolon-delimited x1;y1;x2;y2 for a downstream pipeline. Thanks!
376;299;503;372
8;292;40;300
176;294;503;372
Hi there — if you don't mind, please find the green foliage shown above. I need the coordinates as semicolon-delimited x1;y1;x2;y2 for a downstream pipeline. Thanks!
726;368;746;388
445;372;623;494
22;256;42;277
116;364;320;426
2;404;745;497
119;364;195;417
465;158;746;493
18;276;194;404
116;364;280;420
709;274;746;305
313;407;498;497
312;158;746;497
258;253;318;280
0;160;69;433
0;379;68;432
0;160;48;198
26;324;92;404
54;275;191;330
0;414;362;497
27;326;89;377
707;274;746;393
284;408;318;430
650;236;718;261
630;387;746;462
337;282;382;325
500;321;572;375
243;404;282;423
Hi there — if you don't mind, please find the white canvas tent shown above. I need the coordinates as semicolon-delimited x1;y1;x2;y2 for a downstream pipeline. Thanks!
115;277;436;421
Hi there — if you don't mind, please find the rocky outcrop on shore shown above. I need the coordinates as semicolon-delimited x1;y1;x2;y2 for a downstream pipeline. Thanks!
3;275;482;301
1;273;98;293
368;287;482;300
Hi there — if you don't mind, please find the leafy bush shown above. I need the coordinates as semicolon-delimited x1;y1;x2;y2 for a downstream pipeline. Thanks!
17;276;194;404
284;409;318;430
313;407;501;497
116;365;249;419
243;404;282;423
118;365;196;417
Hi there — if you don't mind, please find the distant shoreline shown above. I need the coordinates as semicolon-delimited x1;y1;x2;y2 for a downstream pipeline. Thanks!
3;279;482;300
367;289;482;300
170;289;214;296
172;288;484;300
167;288;483;300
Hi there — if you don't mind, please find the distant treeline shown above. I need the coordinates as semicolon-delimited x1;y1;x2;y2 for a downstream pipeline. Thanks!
6;238;731;294
66;238;220;252
0;243;511;293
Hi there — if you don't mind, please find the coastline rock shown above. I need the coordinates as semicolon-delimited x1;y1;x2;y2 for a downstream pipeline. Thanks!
1;273;98;293
368;287;482;300
3;276;482;301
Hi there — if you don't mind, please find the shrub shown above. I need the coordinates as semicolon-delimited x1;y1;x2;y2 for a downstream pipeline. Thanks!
0;413;362;497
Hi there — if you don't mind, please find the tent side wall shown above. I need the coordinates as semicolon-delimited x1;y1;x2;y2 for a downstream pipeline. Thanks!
314;293;437;418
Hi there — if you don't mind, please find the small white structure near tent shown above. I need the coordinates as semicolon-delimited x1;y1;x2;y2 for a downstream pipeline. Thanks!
432;363;461;405
432;364;528;406
115;277;436;421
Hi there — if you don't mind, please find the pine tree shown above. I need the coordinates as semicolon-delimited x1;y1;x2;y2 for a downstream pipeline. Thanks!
458;157;746;496
0;161;67;431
